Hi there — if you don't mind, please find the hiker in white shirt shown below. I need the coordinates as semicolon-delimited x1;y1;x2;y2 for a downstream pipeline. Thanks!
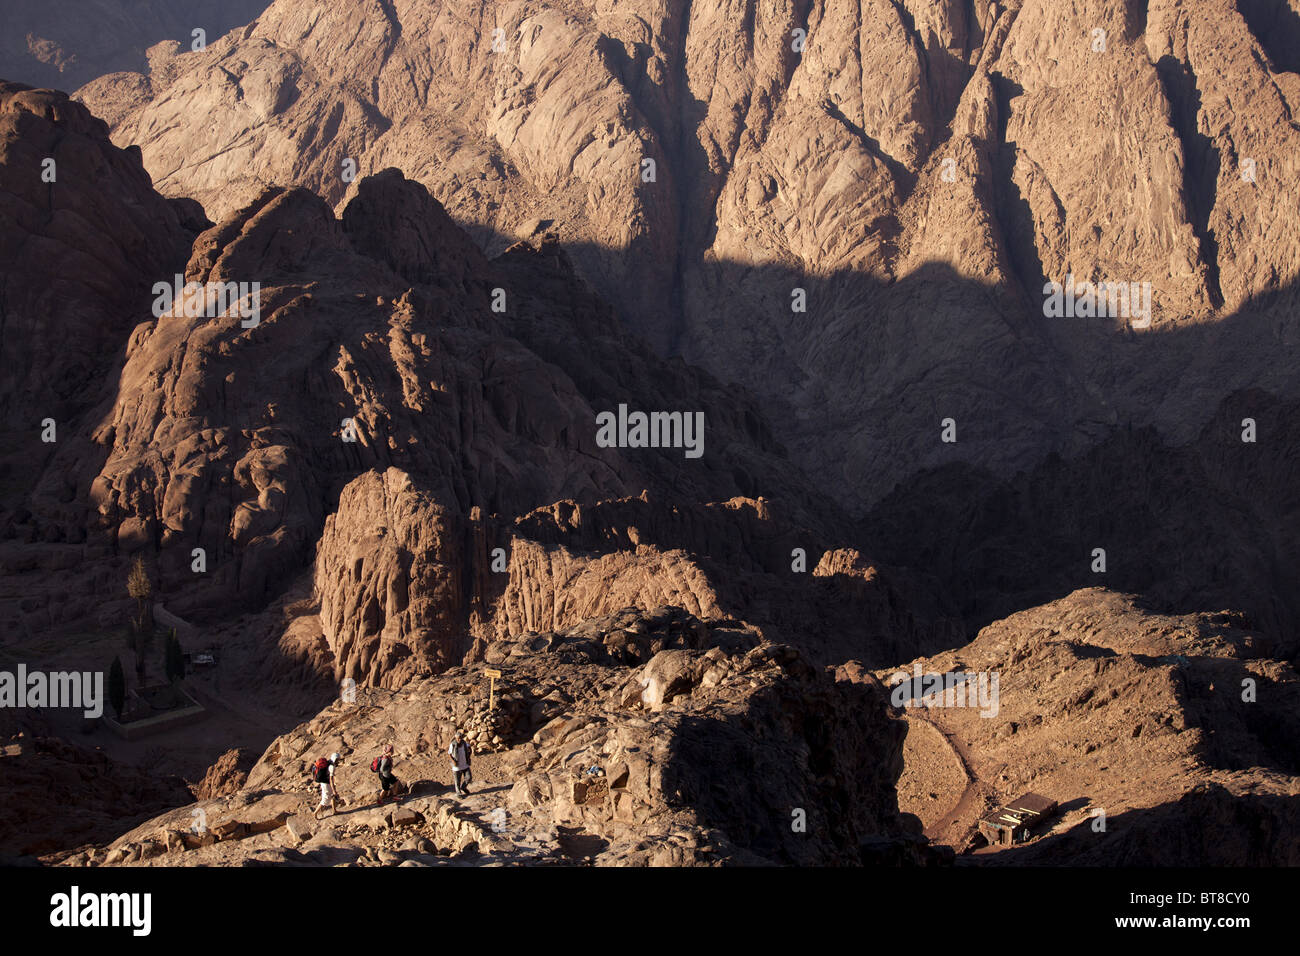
312;752;342;819
449;730;472;796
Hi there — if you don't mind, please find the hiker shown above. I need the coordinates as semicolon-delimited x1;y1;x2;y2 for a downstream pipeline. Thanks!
312;752;342;819
372;744;403;804
449;730;472;796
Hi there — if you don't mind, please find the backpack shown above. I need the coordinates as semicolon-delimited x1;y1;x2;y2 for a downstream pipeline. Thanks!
312;757;331;783
371;756;382;773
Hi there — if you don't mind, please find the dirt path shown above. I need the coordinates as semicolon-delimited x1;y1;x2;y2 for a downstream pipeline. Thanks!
913;712;984;843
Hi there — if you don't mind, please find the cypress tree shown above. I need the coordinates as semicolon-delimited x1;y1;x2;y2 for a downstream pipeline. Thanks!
108;656;126;720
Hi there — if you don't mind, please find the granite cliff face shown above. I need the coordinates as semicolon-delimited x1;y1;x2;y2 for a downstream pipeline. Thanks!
70;0;1300;510
866;388;1300;657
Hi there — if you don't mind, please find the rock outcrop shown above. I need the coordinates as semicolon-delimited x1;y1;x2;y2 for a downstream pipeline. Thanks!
2;80;949;697
0;83;191;434
15;162;843;633
191;747;257;800
69;608;942;866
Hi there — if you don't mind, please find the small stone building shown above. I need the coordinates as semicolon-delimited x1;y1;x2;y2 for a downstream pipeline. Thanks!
978;792;1058;846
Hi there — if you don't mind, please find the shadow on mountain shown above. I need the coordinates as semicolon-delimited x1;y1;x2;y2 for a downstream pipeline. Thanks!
447;222;1300;663
861;387;1300;659
661;676;941;865
1235;0;1300;75
974;783;1300;865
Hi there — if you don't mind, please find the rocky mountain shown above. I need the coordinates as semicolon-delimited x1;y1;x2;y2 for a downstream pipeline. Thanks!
2;84;960;691
0;81;952;862
0;0;1297;870
888;588;1300;865
0;82;192;443
70;0;1300;513
0;0;271;92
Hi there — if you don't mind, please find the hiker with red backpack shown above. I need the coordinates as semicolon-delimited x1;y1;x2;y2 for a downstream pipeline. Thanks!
311;752;343;819
372;744;404;804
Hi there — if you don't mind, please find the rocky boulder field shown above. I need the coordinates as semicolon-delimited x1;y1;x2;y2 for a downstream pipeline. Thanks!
58;609;946;867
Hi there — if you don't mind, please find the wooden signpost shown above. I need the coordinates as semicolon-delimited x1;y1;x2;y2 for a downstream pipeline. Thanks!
484;668;502;710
